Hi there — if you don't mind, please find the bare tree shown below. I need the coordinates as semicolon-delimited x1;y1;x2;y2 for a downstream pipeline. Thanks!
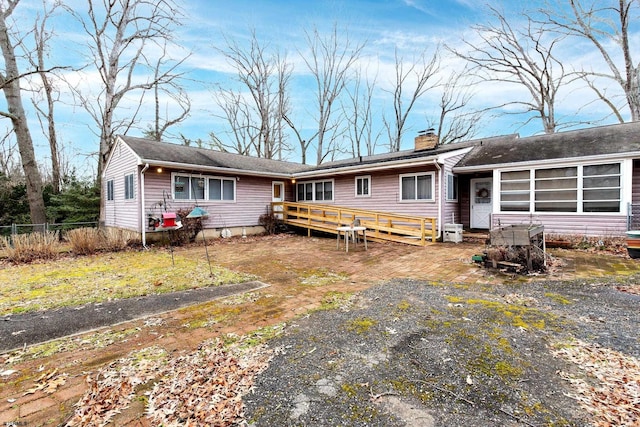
541;0;640;122
450;6;570;134
282;114;311;164
27;0;63;193
68;0;185;219
0;0;46;224
144;45;191;141
214;30;292;159
0;128;18;177
429;68;482;145
344;69;380;157
299;24;365;164
211;88;256;155
71;0;186;221
383;46;440;152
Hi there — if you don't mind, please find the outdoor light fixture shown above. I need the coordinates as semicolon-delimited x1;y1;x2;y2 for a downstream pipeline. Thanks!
292;179;296;183
157;167;163;173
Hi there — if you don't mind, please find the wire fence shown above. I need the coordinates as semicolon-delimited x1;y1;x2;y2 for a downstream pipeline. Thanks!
0;221;98;238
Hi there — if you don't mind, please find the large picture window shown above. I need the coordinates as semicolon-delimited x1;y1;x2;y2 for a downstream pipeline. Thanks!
173;174;236;201
297;180;334;202
499;163;621;213
400;173;434;201
124;173;134;200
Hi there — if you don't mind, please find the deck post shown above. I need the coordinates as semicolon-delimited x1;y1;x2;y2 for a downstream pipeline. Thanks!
431;218;437;242
420;219;425;246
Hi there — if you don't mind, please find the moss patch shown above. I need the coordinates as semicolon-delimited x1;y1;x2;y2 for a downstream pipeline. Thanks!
346;317;377;334
299;268;348;286
0;249;251;315
317;291;355;311
544;292;572;305
445;295;561;331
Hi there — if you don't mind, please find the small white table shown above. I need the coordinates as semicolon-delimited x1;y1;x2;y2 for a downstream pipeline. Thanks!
336;226;367;252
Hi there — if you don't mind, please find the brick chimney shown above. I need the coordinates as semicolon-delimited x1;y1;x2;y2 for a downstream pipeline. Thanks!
414;129;438;151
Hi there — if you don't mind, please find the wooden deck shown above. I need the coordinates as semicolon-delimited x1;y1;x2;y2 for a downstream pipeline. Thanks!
273;202;437;246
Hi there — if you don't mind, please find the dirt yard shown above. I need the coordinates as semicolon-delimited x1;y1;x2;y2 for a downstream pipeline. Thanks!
1;233;639;426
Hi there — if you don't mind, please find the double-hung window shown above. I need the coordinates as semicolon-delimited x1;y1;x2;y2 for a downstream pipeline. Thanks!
296;180;334;202
106;179;114;201
124;174;134;200
172;174;236;201
355;176;371;197
400;173;434;201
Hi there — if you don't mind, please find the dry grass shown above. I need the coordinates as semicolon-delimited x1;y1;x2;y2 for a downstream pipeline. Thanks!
0;231;60;263
65;227;139;255
100;228;140;251
0;247;253;315
65;227;101;255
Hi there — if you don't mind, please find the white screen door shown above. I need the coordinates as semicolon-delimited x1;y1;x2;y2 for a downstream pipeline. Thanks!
470;178;492;229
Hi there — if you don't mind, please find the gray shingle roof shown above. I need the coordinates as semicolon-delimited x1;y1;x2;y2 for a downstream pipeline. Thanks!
120;122;640;177
454;122;640;170
307;138;483;172
120;136;313;175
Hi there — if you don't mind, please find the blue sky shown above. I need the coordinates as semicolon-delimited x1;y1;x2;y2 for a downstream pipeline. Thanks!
3;0;636;177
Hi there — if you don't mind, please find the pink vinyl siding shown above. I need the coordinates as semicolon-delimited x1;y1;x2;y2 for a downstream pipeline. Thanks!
443;153;465;225
491;213;627;237
143;170;273;229
328;166;440;219
103;141;140;231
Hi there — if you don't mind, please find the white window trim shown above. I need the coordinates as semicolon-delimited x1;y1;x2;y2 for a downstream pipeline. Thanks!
296;179;335;202
171;172;236;202
398;172;435;202
355;175;371;198
498;161;623;215
445;173;458;202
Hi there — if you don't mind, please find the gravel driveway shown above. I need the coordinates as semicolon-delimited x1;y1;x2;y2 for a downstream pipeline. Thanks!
245;277;640;426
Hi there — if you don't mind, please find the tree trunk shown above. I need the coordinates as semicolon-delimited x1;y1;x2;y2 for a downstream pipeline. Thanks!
0;11;46;225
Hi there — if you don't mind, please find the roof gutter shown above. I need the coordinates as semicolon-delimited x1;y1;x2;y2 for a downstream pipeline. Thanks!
453;151;640;174
138;159;296;179
294;155;442;179
140;163;149;248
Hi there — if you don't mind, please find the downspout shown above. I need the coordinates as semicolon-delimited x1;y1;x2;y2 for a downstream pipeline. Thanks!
140;163;149;248
433;160;442;240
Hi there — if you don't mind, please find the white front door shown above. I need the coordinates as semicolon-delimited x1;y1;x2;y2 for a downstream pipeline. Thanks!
470;178;493;229
272;181;285;219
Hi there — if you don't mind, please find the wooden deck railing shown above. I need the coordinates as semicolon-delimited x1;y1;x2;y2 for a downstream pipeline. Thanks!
272;202;437;246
